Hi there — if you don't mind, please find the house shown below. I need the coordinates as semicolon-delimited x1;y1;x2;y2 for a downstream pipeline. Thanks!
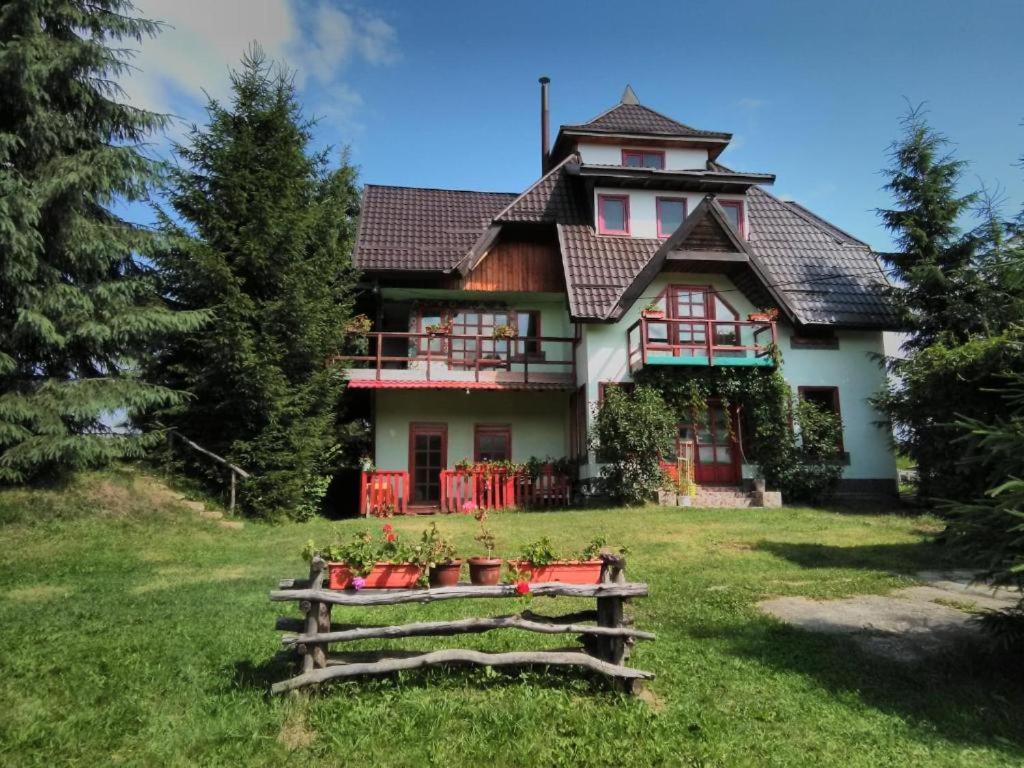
345;80;898;513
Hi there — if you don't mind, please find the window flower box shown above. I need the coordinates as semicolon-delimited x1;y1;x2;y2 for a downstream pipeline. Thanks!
327;562;423;590
641;308;666;320
507;560;604;584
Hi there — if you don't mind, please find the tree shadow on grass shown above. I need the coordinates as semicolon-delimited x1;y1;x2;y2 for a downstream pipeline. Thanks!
698;616;1024;755
755;539;960;576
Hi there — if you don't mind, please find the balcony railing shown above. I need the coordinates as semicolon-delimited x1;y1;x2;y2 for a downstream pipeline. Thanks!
627;317;777;372
336;331;576;389
440;468;572;512
358;469;571;515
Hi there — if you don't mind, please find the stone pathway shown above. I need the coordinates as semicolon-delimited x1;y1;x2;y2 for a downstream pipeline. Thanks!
758;570;1020;663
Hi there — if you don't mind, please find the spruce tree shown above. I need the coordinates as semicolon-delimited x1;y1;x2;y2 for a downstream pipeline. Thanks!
0;0;204;482
878;106;984;349
148;47;359;520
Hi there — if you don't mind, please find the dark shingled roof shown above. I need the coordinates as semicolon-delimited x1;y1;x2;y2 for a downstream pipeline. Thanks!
354;185;516;272
354;165;896;328
494;154;588;224
745;187;896;326
562;102;730;140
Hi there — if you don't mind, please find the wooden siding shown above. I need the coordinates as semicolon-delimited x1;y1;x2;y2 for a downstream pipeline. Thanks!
452;241;566;293
680;217;736;252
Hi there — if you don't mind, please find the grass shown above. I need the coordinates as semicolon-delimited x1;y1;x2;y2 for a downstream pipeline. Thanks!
2;467;1023;767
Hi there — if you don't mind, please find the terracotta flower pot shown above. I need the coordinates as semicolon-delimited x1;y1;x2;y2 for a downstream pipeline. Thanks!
507;560;603;584
327;562;423;590
428;560;463;588
641;309;665;320
468;557;502;586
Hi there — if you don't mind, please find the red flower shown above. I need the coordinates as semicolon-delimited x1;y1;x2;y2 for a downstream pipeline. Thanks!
386;533;397;542
382;524;394;534
514;581;530;595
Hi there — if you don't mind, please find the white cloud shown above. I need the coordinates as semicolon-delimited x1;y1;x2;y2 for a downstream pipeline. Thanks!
121;0;398;135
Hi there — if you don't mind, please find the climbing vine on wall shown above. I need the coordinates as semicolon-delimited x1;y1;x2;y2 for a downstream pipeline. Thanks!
634;365;843;503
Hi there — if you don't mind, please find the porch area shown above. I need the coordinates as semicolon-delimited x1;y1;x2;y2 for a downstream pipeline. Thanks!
365;389;574;514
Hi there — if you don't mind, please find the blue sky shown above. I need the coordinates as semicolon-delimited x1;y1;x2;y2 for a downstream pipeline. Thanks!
127;0;1023;251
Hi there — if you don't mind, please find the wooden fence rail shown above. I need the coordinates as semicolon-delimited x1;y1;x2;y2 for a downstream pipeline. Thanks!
269;555;652;694
438;469;571;513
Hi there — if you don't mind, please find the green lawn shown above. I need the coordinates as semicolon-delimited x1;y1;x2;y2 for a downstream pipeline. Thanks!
1;467;1022;767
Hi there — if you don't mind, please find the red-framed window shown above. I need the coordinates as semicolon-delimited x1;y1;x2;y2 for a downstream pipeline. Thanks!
621;149;665;169
597;194;630;235
718;200;745;236
597;381;635;404
474;425;511;462
656;197;688;238
798;386;845;454
416;308;541;359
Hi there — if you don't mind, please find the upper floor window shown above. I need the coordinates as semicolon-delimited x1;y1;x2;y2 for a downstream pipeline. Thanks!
656;197;688;238
622;149;665;169
598;194;630;235
718;200;745;235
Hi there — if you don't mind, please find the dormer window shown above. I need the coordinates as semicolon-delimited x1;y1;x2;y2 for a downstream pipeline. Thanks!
719;200;745;236
598;194;630;235
621;149;665;169
656;197;687;238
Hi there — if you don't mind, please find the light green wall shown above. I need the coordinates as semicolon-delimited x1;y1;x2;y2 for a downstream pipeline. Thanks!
578;272;897;482
374;389;570;470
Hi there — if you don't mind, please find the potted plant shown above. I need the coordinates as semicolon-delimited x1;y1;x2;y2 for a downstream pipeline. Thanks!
492;324;516;340
454;457;474;472
421;523;462;587
507;537;613;584
747;307;779;322
468;509;502;585
641;302;665;320
657;467;678;506
344;313;372;336
305;525;425;590
425;320;452;336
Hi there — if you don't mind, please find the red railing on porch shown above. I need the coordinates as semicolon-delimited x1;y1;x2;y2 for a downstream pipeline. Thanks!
439;469;572;513
359;471;409;516
626;317;777;372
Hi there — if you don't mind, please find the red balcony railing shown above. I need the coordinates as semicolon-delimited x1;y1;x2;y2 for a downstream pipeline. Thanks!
627;317;777;372
359;470;409;516
439;468;571;512
334;331;576;389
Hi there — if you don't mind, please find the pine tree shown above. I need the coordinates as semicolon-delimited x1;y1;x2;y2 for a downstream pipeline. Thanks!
148;46;359;520
878;105;985;349
0;0;205;482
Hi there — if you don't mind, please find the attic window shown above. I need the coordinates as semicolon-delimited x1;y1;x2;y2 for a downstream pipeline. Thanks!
656;197;687;238
598;194;630;235
718;200;745;236
622;150;665;169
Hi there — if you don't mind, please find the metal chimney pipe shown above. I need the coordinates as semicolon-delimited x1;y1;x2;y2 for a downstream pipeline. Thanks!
539;76;550;174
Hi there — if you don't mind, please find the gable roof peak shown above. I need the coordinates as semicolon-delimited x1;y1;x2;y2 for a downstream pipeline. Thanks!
620;84;639;105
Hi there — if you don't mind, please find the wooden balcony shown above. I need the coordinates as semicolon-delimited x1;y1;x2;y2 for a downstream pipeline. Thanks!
627;317;777;372
337;332;576;390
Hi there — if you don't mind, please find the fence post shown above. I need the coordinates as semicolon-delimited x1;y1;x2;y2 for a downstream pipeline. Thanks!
229;470;236;514
301;557;328;675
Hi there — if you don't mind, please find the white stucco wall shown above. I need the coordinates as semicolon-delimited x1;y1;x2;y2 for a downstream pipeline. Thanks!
577;272;896;483
577;141;708;170
374;389;570;471
593;188;747;239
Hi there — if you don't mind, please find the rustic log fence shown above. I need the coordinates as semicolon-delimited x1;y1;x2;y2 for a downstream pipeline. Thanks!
164;427;250;513
269;555;652;694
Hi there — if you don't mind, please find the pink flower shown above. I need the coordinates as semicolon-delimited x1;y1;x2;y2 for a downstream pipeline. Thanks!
514;581;530;595
351;576;366;590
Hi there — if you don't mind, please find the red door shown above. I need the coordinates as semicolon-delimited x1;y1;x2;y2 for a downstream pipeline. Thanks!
409;423;447;506
680;402;740;485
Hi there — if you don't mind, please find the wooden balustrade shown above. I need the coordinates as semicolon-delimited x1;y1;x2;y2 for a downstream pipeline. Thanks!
439;468;571;512
359;471;409;516
626;317;777;372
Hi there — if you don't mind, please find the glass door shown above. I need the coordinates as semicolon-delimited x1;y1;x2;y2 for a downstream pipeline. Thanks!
409;423;447;505
693;402;739;484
